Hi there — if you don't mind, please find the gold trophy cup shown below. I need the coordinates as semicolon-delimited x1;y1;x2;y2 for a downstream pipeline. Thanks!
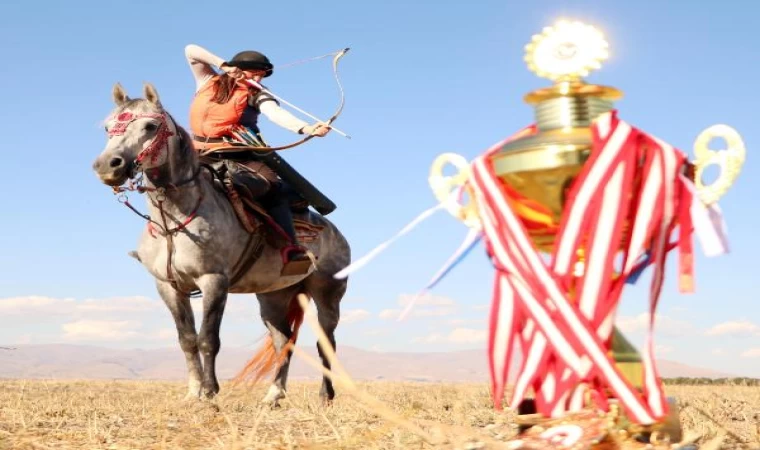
429;19;745;445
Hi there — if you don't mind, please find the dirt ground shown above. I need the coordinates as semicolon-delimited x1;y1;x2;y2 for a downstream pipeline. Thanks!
0;380;758;450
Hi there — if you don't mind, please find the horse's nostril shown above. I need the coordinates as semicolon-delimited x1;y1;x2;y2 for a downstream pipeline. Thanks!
109;157;124;168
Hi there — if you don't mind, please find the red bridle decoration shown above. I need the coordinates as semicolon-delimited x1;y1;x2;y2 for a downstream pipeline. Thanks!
107;111;175;167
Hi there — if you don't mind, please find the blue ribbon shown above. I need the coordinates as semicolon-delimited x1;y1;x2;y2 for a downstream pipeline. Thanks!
398;228;482;321
625;251;652;285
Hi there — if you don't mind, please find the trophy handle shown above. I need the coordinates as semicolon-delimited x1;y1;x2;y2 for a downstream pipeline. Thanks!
692;124;745;205
429;153;480;228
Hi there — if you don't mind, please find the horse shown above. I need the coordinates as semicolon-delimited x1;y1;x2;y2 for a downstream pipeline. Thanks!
91;82;351;406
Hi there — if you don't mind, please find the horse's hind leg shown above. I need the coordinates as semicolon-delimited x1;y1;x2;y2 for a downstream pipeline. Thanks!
156;280;203;400
256;284;303;406
305;273;348;403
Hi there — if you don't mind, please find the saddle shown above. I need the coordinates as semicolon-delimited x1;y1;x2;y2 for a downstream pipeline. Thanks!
202;158;324;247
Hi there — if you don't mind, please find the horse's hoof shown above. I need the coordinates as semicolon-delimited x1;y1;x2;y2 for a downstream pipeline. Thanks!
201;389;219;400
261;385;286;408
319;391;335;407
260;394;284;409
261;397;285;409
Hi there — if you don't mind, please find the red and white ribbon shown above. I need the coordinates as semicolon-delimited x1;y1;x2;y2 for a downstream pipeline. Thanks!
469;111;705;424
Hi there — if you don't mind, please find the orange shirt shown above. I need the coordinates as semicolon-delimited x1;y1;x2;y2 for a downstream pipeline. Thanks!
189;77;249;138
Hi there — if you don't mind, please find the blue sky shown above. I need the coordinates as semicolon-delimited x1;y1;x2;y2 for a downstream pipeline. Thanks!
0;0;757;377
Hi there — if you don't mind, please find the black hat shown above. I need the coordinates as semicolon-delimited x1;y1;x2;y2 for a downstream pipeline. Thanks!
227;50;274;77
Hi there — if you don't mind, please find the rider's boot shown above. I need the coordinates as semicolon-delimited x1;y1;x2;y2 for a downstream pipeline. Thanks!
266;199;312;276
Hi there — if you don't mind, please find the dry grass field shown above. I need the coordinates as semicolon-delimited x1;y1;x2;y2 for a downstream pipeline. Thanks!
0;379;758;450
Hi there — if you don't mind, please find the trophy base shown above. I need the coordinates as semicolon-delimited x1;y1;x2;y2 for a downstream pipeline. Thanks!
513;397;686;449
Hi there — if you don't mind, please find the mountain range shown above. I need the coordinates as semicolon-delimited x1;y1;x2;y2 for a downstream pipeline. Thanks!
0;344;736;381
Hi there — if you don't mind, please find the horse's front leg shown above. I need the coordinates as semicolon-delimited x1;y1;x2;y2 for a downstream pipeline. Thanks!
156;280;203;400
196;273;229;399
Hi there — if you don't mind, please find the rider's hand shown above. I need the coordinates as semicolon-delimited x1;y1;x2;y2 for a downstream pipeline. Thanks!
302;123;331;137
220;63;245;80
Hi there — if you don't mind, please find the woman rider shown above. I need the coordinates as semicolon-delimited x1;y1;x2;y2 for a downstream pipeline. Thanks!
184;44;330;267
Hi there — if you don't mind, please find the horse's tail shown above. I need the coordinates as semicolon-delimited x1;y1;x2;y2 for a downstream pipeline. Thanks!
234;293;307;385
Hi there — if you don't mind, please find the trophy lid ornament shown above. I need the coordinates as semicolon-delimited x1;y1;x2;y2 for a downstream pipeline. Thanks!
524;20;609;82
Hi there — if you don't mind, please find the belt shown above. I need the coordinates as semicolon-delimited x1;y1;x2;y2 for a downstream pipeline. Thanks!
192;134;227;143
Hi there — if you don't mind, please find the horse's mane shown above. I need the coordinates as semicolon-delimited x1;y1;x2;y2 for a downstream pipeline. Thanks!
166;111;197;161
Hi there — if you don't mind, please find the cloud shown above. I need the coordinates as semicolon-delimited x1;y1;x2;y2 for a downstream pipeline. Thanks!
341;309;371;325
0;295;276;349
0;296;160;316
412;333;445;344
379;294;458;320
616;313;695;337
398;294;455;307
0;294;259;328
740;348;760;359
76;296;161;313
449;328;487;343
413;328;486;345
379;307;456;320
62;320;144;341
0;296;77;315
12;333;61;345
378;309;397;320
705;320;760;338
445;318;484;326
156;328;176;340
194;295;260;324
0;296;184;346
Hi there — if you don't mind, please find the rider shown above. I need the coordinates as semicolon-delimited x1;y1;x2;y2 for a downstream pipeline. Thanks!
184;43;330;266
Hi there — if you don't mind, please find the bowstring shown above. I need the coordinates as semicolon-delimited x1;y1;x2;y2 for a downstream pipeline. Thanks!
273;49;345;71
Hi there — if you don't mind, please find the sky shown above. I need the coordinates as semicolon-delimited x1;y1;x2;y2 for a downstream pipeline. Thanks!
0;0;758;378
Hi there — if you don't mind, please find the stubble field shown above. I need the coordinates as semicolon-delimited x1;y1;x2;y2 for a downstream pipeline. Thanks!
0;380;758;450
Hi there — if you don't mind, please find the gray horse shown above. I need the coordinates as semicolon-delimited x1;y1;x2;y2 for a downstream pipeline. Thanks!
91;82;351;406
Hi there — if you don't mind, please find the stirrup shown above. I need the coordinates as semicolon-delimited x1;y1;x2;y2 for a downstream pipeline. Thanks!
280;245;315;276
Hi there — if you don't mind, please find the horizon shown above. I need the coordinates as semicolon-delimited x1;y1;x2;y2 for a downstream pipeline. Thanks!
0;0;758;379
0;342;745;382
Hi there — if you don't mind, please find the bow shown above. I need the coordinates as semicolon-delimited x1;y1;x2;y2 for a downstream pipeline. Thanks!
244;47;351;152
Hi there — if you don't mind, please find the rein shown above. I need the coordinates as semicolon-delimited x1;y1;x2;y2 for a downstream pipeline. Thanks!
116;166;204;237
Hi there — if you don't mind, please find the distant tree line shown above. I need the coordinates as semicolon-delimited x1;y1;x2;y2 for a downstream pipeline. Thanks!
662;377;760;386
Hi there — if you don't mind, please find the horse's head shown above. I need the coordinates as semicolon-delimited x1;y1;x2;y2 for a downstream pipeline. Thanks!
92;82;176;187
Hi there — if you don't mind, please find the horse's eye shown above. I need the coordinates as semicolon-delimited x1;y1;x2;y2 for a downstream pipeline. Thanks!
145;123;158;132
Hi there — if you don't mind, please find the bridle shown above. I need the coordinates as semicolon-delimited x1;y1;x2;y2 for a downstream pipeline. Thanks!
107;110;175;167
106;107;205;293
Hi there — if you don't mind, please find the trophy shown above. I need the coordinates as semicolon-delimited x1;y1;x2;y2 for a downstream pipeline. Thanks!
429;20;745;448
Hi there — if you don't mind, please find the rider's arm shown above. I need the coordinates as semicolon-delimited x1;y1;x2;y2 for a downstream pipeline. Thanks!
253;94;310;134
184;44;226;92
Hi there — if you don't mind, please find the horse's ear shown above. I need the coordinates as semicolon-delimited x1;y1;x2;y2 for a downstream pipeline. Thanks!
112;82;130;105
143;82;161;106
